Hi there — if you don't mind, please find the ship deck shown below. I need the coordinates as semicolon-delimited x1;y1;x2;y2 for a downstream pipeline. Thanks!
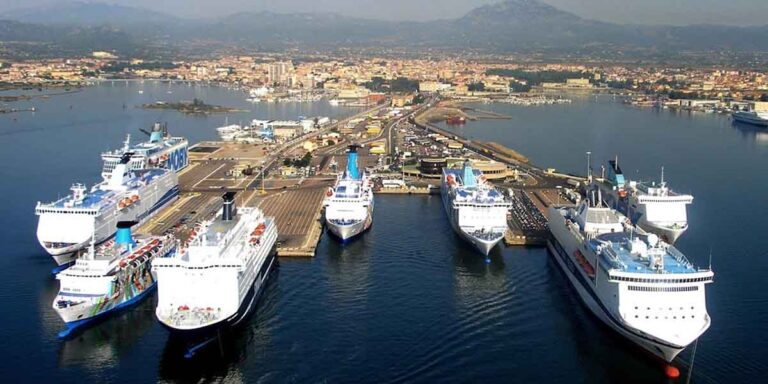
51;169;167;209
591;232;697;274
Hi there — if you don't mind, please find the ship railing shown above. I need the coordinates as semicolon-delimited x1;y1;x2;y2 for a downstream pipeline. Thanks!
600;246;627;270
665;245;694;269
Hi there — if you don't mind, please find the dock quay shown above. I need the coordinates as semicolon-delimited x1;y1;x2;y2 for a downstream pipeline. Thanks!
137;103;389;256
505;189;549;247
135;98;578;257
258;181;331;257
137;142;335;257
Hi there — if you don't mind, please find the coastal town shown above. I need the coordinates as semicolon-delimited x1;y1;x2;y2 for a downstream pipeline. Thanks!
3;52;768;111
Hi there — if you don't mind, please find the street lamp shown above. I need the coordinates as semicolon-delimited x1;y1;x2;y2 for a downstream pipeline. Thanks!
260;160;266;195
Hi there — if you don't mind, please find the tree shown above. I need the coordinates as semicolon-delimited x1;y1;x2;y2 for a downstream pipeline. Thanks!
468;82;485;92
509;81;531;93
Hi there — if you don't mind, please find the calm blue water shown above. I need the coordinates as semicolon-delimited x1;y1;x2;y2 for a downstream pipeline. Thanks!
0;86;765;382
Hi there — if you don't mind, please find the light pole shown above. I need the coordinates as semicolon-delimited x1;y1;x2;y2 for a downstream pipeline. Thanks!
586;151;592;182
260;160;266;195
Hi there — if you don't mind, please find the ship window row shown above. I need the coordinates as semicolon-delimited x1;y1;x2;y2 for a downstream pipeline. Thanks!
157;265;239;269
627;285;698;292
612;276;711;283
37;209;97;215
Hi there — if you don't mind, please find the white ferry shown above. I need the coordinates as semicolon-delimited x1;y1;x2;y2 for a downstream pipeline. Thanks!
153;193;277;354
441;161;511;256
599;159;692;243
547;188;713;363
53;222;175;338
101;122;188;180
324;145;374;241
36;154;179;266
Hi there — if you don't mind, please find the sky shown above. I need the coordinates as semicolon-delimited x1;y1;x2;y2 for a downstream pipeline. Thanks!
1;0;768;26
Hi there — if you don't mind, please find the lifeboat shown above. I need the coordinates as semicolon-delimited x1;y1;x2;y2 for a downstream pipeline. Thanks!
118;201;126;209
574;250;596;278
446;174;456;186
618;189;628;198
119;260;127;268
326;188;334;197
131;194;140;202
178;305;189;311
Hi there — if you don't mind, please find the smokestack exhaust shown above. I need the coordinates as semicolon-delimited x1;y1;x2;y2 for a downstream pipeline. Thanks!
222;192;237;221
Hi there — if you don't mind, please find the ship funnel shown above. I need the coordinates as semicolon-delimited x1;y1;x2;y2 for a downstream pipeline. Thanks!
222;192;237;221
346;145;360;180
462;160;477;187
115;221;137;248
149;122;165;143
108;152;133;189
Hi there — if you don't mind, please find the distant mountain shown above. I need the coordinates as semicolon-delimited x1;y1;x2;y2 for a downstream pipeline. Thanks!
2;0;768;57
1;1;179;26
198;11;401;46
0;19;140;58
441;0;623;49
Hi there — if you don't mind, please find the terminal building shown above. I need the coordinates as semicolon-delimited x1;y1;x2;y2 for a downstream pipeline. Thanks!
418;158;448;178
469;160;509;181
413;158;511;180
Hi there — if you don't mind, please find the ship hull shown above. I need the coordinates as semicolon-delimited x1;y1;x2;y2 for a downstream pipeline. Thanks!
55;242;175;338
547;234;686;363
326;205;373;242
638;219;686;244
159;250;276;350
733;112;768;127
458;230;503;256
56;281;157;339
37;183;179;266
598;184;689;244
441;185;504;256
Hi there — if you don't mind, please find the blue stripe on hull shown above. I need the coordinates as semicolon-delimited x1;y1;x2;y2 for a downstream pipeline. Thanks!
56;247;175;338
51;261;75;275
57;282;157;339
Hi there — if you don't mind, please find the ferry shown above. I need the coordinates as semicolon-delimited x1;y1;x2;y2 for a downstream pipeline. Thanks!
732;110;768;127
36;154;179;266
441;161;511;256
324;145;374;241
153;193;278;355
547;187;713;363
53;222;175;338
598;159;692;243
101;122;188;180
